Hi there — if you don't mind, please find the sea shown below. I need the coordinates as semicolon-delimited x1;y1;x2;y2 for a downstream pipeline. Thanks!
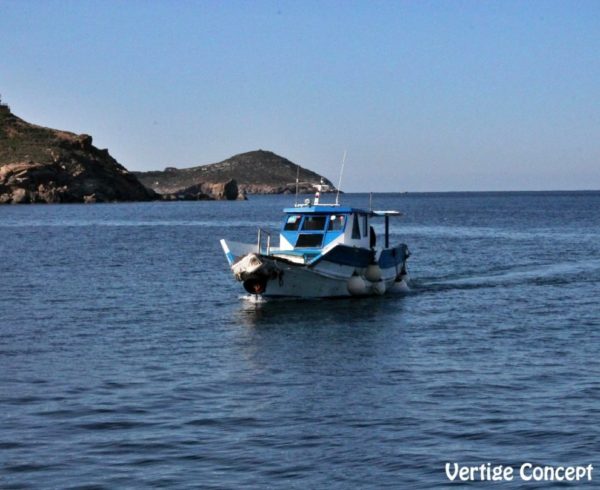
1;191;599;489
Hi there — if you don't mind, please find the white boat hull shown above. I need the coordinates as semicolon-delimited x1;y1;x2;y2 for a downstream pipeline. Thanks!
221;239;409;298
256;261;409;298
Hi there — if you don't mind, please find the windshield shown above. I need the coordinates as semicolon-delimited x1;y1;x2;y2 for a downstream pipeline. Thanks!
301;215;327;231
283;215;302;231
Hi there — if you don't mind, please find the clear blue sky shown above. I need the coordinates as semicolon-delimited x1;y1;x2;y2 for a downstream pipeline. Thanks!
1;0;599;191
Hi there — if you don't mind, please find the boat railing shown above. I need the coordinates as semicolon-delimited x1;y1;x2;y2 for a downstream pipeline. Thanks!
257;228;271;255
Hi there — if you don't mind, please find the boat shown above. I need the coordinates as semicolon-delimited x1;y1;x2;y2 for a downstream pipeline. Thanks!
220;184;410;298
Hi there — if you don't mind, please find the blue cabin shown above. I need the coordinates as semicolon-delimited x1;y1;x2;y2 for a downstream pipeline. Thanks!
278;205;373;253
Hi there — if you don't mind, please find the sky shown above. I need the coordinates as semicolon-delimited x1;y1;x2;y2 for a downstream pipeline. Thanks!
1;0;599;192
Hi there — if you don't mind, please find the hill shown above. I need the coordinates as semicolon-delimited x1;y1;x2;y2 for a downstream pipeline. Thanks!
134;150;336;196
0;103;156;204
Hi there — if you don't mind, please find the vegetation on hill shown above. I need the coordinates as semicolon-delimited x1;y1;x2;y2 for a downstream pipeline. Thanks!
134;150;335;195
0;96;335;203
0;103;156;203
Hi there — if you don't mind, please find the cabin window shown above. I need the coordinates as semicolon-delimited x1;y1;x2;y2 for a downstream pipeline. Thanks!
296;234;324;248
328;214;345;231
362;214;368;237
284;215;302;231
352;214;361;239
301;215;327;231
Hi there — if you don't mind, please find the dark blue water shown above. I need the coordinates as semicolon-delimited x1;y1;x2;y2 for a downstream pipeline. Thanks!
2;192;599;489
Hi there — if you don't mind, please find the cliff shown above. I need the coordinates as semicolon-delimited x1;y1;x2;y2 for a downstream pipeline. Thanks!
134;150;336;197
0;104;157;204
0;101;335;203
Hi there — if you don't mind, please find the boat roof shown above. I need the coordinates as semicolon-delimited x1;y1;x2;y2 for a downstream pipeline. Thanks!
372;210;402;216
283;205;402;216
283;205;368;214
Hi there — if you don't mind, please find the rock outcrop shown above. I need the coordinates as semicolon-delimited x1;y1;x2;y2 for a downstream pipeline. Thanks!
0;104;157;204
134;150;335;198
161;179;243;201
0;101;336;203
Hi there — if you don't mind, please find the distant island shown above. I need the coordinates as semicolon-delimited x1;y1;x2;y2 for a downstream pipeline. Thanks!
134;150;336;201
0;100;335;204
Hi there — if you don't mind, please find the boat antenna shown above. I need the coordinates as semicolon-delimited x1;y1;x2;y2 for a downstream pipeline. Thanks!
294;165;300;206
369;192;373;212
335;150;347;205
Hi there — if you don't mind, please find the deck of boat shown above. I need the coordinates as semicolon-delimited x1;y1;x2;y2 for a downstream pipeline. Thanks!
269;248;321;265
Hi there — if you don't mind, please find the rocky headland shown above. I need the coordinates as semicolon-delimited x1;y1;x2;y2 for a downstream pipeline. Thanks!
0;100;335;204
0;103;157;204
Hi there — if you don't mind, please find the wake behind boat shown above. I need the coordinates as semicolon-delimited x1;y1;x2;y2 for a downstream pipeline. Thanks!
220;185;410;298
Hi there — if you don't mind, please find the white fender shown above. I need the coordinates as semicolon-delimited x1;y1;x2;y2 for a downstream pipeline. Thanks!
390;279;410;293
347;275;368;296
371;280;386;296
365;264;382;282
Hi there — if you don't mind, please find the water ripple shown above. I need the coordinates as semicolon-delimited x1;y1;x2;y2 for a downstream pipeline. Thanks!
1;193;599;489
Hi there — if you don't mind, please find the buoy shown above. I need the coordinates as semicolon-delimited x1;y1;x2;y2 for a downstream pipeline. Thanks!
347;275;368;296
371;280;386;295
365;264;382;282
390;278;410;293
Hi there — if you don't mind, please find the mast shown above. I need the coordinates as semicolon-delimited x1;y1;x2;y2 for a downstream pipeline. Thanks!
294;165;300;206
335;150;347;205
